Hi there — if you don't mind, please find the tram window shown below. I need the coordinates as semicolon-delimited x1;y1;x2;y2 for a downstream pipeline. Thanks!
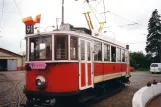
116;48;121;62
40;43;46;59
55;35;68;60
111;46;116;62
104;44;110;61
87;42;91;61
81;40;85;60
122;50;125;62
29;35;52;61
94;41;102;61
70;36;78;60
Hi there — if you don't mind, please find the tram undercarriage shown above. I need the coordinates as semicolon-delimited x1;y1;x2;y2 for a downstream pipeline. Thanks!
22;76;129;107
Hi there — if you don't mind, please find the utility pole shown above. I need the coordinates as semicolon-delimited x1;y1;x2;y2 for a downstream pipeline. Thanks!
62;0;64;24
61;0;79;25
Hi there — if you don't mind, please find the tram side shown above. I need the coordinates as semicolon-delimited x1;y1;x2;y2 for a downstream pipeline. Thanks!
24;31;130;104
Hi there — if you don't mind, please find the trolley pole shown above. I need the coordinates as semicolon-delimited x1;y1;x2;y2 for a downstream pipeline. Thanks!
61;0;64;24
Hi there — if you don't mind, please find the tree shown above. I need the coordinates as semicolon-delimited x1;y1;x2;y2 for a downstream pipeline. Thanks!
130;58;137;68
130;52;146;68
146;9;161;62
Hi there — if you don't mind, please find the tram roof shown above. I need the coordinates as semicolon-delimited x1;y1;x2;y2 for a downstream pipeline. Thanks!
26;29;127;49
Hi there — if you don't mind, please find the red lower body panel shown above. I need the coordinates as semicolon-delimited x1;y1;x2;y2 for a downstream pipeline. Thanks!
81;64;86;87
94;63;129;76
26;62;129;94
26;63;79;93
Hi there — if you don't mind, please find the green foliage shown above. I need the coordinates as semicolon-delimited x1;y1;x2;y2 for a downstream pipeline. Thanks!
130;58;137;68
130;51;151;71
146;9;161;62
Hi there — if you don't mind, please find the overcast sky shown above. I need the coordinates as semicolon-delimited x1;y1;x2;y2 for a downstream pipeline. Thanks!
0;0;161;54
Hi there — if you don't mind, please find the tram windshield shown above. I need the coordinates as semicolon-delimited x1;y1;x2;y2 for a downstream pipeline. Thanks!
29;35;52;61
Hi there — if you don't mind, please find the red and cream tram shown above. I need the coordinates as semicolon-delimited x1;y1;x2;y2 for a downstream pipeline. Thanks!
23;23;130;105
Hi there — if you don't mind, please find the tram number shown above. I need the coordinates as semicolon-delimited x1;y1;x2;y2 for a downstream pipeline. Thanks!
26;25;34;34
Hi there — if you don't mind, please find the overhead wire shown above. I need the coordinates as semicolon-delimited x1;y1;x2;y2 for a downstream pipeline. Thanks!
87;3;100;24
0;0;23;33
88;2;105;22
94;0;102;8
118;23;138;27
94;0;147;27
0;0;4;29
85;0;142;30
103;0;106;23
108;11;147;27
13;0;23;18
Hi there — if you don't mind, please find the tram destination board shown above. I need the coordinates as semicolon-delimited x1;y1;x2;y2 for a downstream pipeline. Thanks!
26;25;34;34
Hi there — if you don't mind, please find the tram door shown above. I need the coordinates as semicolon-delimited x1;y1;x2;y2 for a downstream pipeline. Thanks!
79;39;93;90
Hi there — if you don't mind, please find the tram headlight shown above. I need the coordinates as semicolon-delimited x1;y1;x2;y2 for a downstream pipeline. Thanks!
36;76;46;90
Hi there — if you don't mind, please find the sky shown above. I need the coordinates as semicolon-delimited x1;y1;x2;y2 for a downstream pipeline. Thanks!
0;0;161;55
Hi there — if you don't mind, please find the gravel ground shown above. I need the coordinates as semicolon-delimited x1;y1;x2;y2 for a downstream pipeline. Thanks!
0;71;26;107
0;71;161;107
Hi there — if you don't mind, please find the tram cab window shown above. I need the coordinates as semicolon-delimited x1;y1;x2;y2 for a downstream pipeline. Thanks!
122;50;125;62
70;36;78;60
116;48;121;62
104;44;110;61
94;41;102;61
55;35;68;60
111;46;116;62
29;35;52;61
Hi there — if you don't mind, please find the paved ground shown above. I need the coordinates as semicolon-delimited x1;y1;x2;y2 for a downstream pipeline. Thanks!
0;71;26;107
0;71;161;107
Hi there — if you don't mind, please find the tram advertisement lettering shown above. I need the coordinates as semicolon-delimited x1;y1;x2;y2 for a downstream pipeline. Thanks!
34;69;50;75
26;25;34;34
30;62;46;69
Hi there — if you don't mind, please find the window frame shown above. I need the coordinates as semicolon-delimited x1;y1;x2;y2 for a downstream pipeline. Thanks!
70;36;78;60
94;41;102;61
80;40;85;60
54;35;68;60
116;47;121;62
104;43;110;62
29;35;52;61
87;41;91;61
111;46;116;62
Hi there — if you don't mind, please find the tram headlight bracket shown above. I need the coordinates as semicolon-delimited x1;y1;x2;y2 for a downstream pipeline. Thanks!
36;76;46;90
